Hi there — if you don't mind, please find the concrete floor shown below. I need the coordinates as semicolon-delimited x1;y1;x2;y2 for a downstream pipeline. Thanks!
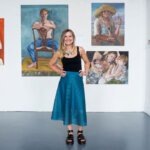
0;112;150;150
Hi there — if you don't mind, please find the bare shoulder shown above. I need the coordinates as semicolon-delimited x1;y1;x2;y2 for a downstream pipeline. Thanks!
78;46;86;55
55;50;60;57
49;20;54;24
33;21;40;25
94;18;100;24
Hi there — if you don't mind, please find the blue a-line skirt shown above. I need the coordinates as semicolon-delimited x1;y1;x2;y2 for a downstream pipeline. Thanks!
51;71;87;126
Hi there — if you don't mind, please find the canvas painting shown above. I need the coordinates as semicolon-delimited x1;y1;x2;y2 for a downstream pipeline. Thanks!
86;51;128;84
92;3;125;46
0;18;4;65
21;5;68;76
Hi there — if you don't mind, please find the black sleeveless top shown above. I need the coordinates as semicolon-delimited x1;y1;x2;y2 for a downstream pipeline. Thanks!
61;46;82;72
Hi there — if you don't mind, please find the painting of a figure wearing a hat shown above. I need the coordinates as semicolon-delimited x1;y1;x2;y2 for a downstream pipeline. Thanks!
92;3;124;46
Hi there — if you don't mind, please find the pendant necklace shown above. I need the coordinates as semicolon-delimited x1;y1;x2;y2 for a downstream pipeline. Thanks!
65;51;72;56
65;47;74;56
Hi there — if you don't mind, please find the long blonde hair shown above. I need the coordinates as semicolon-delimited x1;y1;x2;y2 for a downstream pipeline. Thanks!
58;29;76;58
103;51;117;62
98;15;114;27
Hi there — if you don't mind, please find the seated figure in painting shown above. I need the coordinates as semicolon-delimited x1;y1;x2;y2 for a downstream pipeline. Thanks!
93;4;122;45
27;8;60;68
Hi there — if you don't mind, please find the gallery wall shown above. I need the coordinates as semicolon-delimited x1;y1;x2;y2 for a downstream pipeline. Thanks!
145;0;150;116
0;0;147;112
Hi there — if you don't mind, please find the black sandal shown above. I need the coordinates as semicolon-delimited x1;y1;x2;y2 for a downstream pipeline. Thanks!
66;130;74;144
77;130;86;144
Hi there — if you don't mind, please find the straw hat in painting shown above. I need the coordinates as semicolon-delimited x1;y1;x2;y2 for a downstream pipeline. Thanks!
94;4;116;17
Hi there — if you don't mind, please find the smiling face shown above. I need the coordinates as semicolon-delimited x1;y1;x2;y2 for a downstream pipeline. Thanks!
102;10;111;18
40;10;48;20
107;53;116;63
64;31;74;46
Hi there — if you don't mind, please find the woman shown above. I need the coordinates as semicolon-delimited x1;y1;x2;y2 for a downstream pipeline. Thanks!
49;29;90;144
94;4;122;45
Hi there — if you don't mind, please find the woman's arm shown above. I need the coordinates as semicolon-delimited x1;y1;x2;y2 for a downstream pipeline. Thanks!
104;64;114;79
106;70;122;79
114;17;122;36
94;18;101;36
79;47;90;75
49;51;63;74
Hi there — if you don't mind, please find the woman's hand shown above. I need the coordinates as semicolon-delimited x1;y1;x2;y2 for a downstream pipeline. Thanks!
79;70;88;76
104;74;110;79
59;70;66;77
107;36;116;42
95;34;116;43
117;17;122;26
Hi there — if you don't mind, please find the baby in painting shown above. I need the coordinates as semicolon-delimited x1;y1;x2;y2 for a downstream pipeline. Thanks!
99;55;128;84
86;51;104;84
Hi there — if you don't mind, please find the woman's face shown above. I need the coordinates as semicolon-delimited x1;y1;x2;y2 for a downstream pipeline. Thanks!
102;10;110;18
107;53;116;63
64;31;74;46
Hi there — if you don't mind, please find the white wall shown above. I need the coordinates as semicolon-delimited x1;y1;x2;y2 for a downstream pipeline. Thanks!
0;0;147;112
145;0;150;116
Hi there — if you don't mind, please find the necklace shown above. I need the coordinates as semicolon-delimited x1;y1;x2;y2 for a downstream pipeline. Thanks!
65;51;72;56
65;47;74;56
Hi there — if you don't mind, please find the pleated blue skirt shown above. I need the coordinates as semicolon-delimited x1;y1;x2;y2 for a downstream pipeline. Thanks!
51;71;87;126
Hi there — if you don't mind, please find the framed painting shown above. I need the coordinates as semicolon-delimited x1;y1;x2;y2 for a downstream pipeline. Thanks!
21;5;68;76
91;3;125;46
86;51;128;84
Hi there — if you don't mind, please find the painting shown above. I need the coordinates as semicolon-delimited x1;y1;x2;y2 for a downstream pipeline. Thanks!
21;5;68;76
86;51;128;84
91;3;125;46
0;18;4;65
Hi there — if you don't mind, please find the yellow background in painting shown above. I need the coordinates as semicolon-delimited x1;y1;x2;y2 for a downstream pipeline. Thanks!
22;58;62;71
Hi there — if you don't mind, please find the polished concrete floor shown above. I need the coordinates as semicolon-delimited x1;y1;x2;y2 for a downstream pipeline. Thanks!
0;112;150;150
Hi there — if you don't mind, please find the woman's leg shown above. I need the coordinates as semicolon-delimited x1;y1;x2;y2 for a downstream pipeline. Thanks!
77;126;86;143
66;124;74;143
78;126;83;131
67;124;73;130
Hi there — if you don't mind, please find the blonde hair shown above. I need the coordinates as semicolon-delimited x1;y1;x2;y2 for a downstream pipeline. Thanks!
117;55;128;64
103;51;117;62
98;15;114;27
58;29;76;58
93;51;102;59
